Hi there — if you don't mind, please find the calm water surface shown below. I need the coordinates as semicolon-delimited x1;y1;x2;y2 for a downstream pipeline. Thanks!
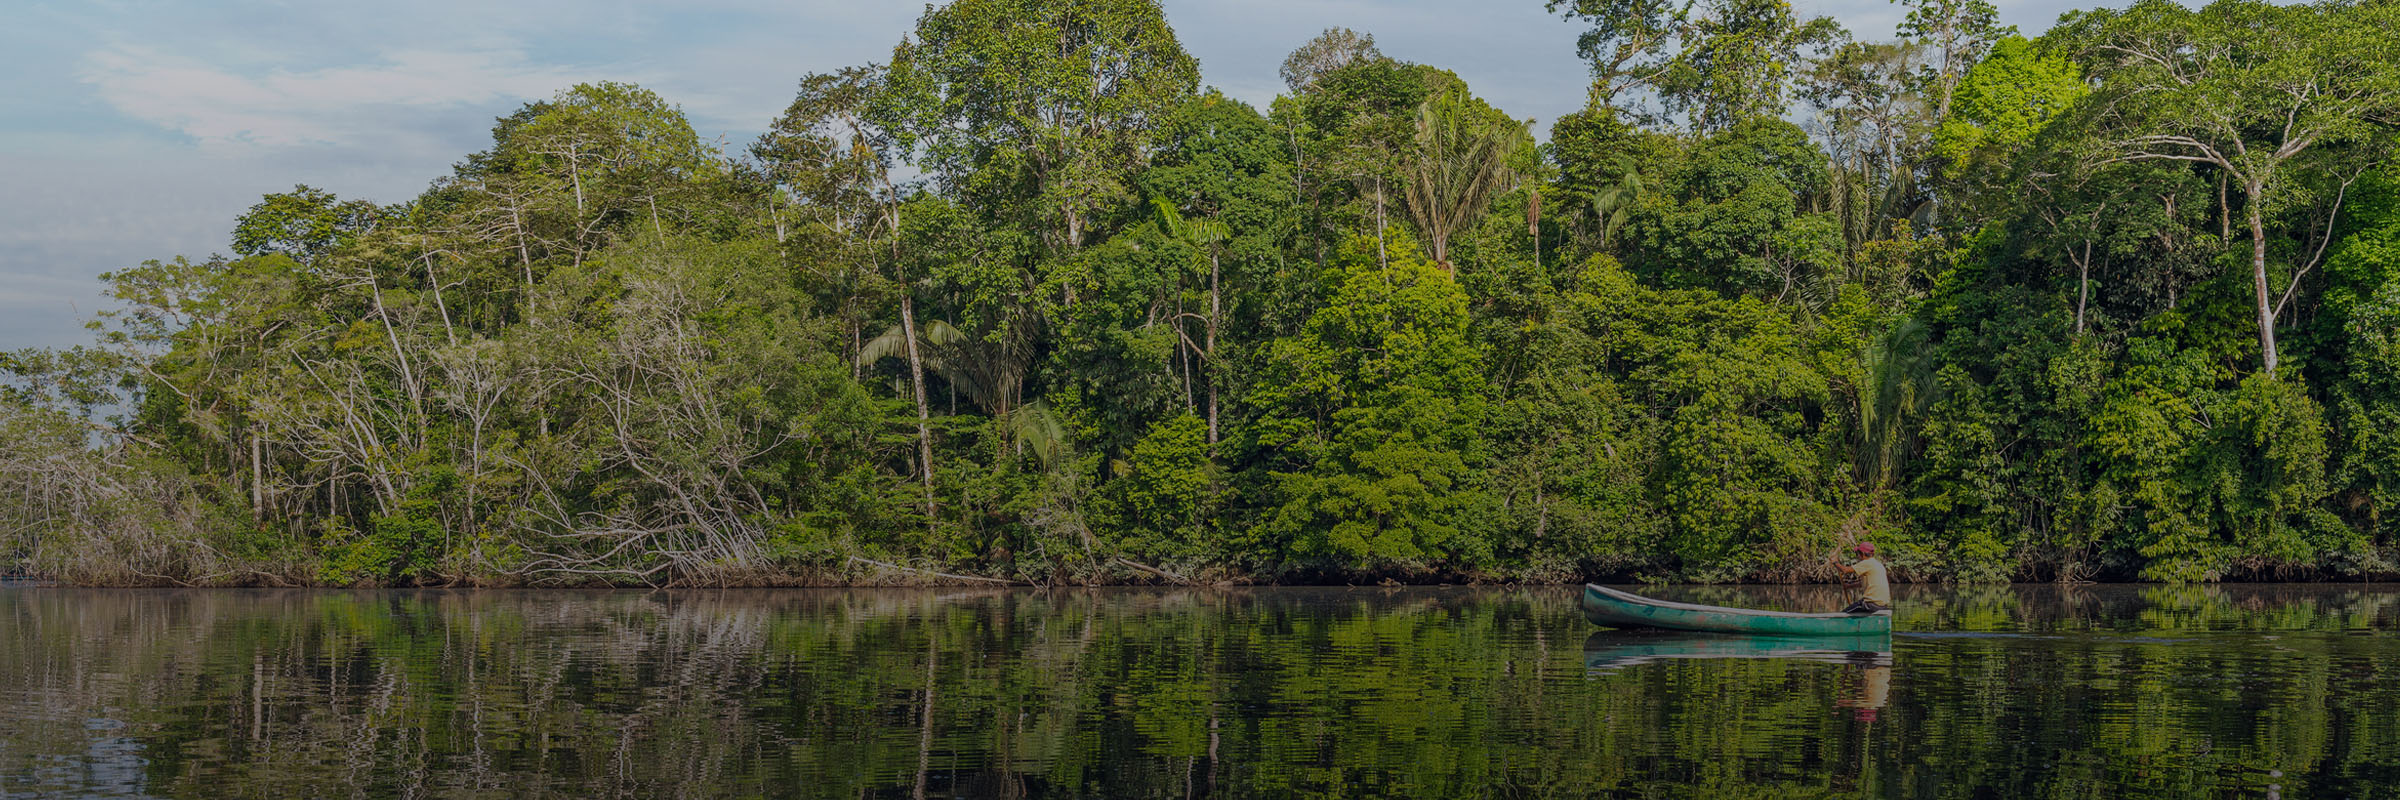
2;584;2397;798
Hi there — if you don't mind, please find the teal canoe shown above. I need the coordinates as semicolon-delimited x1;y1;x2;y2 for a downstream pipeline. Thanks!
1581;584;1892;636
1582;630;1891;671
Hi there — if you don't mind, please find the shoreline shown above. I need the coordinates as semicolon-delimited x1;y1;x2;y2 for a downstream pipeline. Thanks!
12;576;2400;590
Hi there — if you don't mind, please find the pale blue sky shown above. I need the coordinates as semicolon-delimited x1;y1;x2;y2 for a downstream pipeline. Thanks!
0;0;2096;348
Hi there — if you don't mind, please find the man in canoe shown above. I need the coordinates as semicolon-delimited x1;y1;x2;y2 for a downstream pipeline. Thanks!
1833;542;1891;614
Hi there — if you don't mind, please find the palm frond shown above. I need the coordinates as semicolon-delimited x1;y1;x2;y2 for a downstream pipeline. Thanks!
1400;89;1532;267
1005;400;1069;468
918;318;967;348
1857;316;1937;488
858;323;912;365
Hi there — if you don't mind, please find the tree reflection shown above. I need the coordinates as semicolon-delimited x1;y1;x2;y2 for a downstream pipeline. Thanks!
0;585;2394;798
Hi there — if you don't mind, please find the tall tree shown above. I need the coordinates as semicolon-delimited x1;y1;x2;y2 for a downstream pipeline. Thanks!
1151;200;1228;440
230;186;384;265
1546;0;1693;108
874;0;1199;256
1280;27;1382;94
1656;0;1845;131
1279;57;1436;270
1929;36;2084;175
1897;0;2007;123
2069;0;2400;374
1550;0;1840;130
757;68;940;524
1802;40;1930;248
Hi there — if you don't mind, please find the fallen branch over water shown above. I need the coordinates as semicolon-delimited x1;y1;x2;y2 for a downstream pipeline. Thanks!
1114;557;1195;586
848;556;1017;585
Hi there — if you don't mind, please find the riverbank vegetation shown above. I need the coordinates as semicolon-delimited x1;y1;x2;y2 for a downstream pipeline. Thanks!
7;0;2400;585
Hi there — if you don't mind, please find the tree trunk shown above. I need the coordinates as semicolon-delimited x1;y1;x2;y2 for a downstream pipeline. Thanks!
769;192;786;244
251;432;264;515
2074;241;2091;336
1375;180;1389;269
369;280;423;416
1063;208;1083;306
424;255;458;347
509;202;535;295
567;148;586;219
1178;294;1194;412
902;295;937;525
1529;185;1541;268
2248;181;2279;374
2219;173;2231;241
2075;269;2089;335
1207;252;1220;445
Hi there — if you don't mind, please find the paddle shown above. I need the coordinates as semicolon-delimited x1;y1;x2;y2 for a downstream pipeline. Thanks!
1826;512;1864;577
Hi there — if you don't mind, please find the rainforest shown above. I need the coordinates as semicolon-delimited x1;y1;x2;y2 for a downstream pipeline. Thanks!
6;0;2400;587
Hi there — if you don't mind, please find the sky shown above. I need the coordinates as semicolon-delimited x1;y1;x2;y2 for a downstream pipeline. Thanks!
0;0;2101;350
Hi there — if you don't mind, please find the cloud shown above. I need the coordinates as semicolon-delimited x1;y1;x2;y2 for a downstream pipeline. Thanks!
0;136;453;349
78;46;581;149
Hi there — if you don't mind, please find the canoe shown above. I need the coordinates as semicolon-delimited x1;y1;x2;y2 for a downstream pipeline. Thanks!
1582;630;1891;671
1580;584;1892;636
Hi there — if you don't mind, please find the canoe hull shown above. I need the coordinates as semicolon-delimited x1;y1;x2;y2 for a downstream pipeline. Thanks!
1580;584;1892;636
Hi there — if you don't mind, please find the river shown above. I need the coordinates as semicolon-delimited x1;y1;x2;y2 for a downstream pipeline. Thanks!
1;584;2395;798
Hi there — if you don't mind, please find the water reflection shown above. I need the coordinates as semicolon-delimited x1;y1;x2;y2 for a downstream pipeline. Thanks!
1581;630;1892;670
1838;662;1891;722
0;585;2394;798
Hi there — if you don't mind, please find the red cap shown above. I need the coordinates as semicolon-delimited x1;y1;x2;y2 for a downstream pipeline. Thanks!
1853;542;1876;556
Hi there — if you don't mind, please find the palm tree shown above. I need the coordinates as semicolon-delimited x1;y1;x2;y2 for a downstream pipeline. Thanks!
861;309;1060;467
1854;317;1936;490
1400;89;1531;271
1588;155;1644;249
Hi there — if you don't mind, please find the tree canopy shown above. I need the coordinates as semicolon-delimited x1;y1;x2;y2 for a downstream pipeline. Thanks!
10;0;2400;586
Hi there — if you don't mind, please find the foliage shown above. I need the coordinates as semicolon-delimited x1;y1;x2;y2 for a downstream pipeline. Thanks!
1248;234;1489;569
1622;118;1840;299
1930;36;2083;176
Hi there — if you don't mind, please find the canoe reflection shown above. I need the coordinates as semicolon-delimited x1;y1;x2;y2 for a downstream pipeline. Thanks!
1582;629;1893;671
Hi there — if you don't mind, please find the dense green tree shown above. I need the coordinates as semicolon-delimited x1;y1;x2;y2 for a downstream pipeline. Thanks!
1654;0;1844;132
875;0;1199;255
1247;233;1488;568
230;185;385;264
1623;118;1840;299
1929;36;2083;177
